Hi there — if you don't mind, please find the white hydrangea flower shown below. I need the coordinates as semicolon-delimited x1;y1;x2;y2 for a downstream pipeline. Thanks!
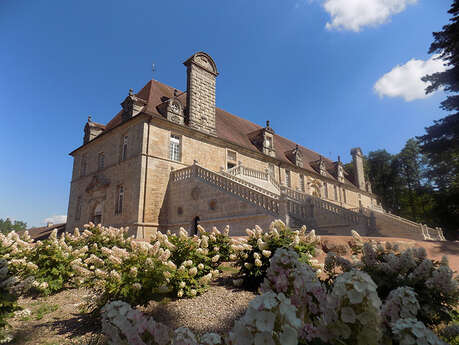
189;267;197;277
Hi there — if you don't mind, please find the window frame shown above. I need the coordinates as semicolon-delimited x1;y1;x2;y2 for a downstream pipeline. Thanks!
115;185;124;215
285;170;291;188
98;152;105;171
169;134;182;162
80;154;87;177
300;174;305;192
121;135;128;161
75;196;82;220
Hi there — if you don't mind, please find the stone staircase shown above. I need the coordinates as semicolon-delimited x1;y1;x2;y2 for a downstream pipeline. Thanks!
280;186;371;235
170;163;281;217
363;207;445;241
171;163;445;241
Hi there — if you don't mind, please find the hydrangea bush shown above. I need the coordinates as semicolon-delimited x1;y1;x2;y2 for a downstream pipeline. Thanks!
0;222;235;309
101;245;453;345
231;221;316;289
358;241;459;328
0;259;20;343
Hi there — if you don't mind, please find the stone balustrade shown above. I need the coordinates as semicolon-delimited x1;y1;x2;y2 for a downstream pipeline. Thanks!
281;186;365;225
171;164;281;216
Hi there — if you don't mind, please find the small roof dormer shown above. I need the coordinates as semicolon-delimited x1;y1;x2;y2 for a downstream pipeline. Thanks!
248;120;276;157
121;88;146;122
286;144;304;168
334;156;345;183
83;115;105;144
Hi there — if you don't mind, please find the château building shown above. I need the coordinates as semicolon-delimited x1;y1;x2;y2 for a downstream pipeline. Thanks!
66;52;444;241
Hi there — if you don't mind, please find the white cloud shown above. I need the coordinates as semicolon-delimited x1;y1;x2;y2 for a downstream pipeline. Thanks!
43;215;67;225
374;55;446;102
323;0;417;32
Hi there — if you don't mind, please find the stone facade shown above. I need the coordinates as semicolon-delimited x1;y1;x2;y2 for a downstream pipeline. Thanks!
67;51;409;239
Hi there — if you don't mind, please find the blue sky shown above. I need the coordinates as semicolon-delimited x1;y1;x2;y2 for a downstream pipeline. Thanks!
0;0;451;227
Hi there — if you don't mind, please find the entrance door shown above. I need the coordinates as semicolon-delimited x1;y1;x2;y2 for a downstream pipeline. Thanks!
92;202;103;225
193;216;200;235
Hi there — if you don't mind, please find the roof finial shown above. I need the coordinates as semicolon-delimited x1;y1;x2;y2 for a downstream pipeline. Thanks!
129;88;134;96
88;115;92;122
152;63;156;79
266;120;270;128
338;155;341;163
174;89;178;97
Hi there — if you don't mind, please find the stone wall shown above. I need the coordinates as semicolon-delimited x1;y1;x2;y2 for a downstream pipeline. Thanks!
66;117;145;236
164;174;276;236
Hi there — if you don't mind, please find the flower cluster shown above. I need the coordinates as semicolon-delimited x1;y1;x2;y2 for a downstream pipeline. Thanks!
0;259;20;343
1;223;234;308
260;248;326;327
100;240;453;345
324;270;383;345
231;220;316;289
227;291;302;345
359;240;459;328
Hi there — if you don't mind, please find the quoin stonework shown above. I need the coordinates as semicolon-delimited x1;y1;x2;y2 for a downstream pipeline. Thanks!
66;52;445;241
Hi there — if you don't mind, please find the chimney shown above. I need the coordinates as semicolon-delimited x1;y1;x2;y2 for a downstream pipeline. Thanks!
183;52;218;136
351;147;366;190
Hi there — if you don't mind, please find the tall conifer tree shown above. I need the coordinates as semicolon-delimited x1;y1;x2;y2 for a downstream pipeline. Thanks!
420;0;459;239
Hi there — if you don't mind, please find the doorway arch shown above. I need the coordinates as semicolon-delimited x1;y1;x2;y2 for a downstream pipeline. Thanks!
193;216;200;235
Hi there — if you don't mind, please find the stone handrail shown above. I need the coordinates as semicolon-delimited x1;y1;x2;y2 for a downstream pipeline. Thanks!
220;171;280;199
171;164;281;216
362;207;445;241
225;164;280;191
281;186;365;225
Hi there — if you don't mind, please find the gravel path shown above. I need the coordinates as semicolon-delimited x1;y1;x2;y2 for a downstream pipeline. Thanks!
144;276;256;335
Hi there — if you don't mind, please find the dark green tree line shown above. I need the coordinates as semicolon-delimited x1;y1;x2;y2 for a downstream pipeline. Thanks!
0;218;27;235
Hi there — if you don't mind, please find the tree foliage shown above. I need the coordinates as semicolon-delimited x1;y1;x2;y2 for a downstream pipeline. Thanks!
0;218;27;235
418;0;459;239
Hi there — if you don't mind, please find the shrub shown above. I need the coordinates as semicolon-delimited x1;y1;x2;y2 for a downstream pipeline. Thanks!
359;242;459;328
231;220;316;289
0;259;20;343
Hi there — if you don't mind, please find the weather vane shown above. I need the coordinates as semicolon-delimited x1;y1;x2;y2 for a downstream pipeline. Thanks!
152;63;156;77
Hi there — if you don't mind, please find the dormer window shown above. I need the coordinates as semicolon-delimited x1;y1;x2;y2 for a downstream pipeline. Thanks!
265;136;272;149
319;158;327;176
248;120;275;157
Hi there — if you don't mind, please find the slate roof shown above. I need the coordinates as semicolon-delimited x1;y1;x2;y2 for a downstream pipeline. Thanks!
97;79;356;187
17;223;66;241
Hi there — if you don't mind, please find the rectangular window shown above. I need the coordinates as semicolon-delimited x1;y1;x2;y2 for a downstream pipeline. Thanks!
115;185;124;215
169;134;181;162
324;183;328;199
334;185;338;200
266;136;272;148
98;152;105;170
227;150;237;162
300;174;305;192
122;136;128;161
268;164;275;177
75;196;82;220
226;149;237;170
80;154;87;177
343;189;347;204
285;170;291;188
